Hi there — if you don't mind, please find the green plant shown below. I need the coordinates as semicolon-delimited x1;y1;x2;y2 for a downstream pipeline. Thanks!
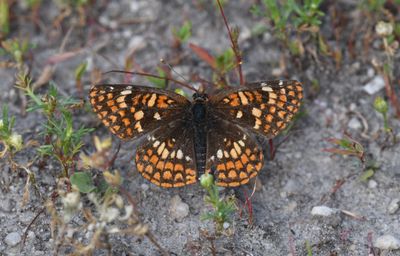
146;67;168;88
252;0;325;55
15;73;93;177
200;173;236;232
323;134;365;163
0;105;23;158
172;20;192;45
0;0;9;36
1;37;34;71
374;96;391;132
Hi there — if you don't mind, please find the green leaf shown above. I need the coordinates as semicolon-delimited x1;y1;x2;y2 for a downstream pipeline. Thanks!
70;172;96;193
75;61;87;81
147;67;167;88
360;169;375;182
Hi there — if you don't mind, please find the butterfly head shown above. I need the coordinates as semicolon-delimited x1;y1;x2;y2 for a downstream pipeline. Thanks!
191;84;208;102
192;92;209;102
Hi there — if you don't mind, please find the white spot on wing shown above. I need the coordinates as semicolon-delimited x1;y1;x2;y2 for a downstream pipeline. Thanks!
262;86;273;92
236;110;243;118
153;112;161;120
153;140;160;148
121;90;132;95
238;92;249;105
177;149;183;159
251;107;262;118
279;80;283;85
185;156;192;162
217;149;223;159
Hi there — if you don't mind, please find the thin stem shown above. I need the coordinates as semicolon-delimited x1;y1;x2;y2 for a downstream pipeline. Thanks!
216;0;244;85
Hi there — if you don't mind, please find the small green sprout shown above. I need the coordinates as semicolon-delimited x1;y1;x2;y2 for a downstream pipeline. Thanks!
374;96;391;132
172;20;192;44
200;173;236;232
0;105;23;157
305;240;313;256
70;172;97;193
1;38;33;69
323;135;365;163
146;67;167;89
0;0;9;36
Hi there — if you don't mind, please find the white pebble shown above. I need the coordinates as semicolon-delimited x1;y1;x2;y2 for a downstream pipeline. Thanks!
368;179;378;189
388;199;400;214
374;235;400;250
363;76;385;95
169;195;189;222
223;222;230;229
141;183;149;192
4;232;21;246
348;117;362;130
311;206;336;217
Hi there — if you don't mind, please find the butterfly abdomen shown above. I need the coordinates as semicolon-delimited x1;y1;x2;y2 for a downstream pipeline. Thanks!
192;101;207;175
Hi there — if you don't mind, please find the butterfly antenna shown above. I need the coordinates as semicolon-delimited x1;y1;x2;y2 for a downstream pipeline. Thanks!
160;58;191;85
103;70;197;92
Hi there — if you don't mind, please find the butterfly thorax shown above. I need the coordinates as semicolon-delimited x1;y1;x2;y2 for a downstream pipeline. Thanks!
191;93;209;175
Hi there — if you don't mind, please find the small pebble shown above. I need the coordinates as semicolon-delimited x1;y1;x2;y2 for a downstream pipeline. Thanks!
141;183;149;192
348;117;362;130
374;235;400;250
128;36;147;52
368;179;378;189
363;76;385;95
223;222;230;229
388;199;400;214
169;195;189;222
4;231;22;246
311;206;336;216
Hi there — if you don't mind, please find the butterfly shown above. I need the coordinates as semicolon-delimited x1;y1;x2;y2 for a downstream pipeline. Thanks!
89;80;303;188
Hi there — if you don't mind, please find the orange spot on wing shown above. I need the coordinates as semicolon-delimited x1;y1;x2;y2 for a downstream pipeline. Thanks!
122;118;131;126
161;183;173;188
150;155;158;165
174;164;184;172
137;163;144;172
145;165;154;174
241;154;249;164
217;164;226;171
153;172;161;181
239;171;248;179
110;105;118;112
235;160;244;169
228;170;237;179
156;161;164;170
226;161;234;170
165;162;174;171
157;95;169;108
174;173;184;182
107;100;115;107
163;170;173;180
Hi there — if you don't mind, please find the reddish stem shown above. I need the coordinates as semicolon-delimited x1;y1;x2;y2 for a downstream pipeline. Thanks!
216;0;244;86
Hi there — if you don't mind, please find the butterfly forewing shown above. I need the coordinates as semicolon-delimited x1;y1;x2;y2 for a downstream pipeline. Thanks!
210;80;303;138
89;84;190;140
206;119;263;187
135;120;197;188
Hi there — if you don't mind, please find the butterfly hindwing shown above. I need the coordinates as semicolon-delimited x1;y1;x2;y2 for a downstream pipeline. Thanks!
210;80;303;138
206;119;263;187
89;84;190;140
135;120;197;188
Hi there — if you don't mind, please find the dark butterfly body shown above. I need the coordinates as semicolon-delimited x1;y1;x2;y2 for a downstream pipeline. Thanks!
89;80;303;188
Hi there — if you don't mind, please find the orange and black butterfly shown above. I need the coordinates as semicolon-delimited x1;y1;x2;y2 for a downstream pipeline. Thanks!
89;80;303;188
